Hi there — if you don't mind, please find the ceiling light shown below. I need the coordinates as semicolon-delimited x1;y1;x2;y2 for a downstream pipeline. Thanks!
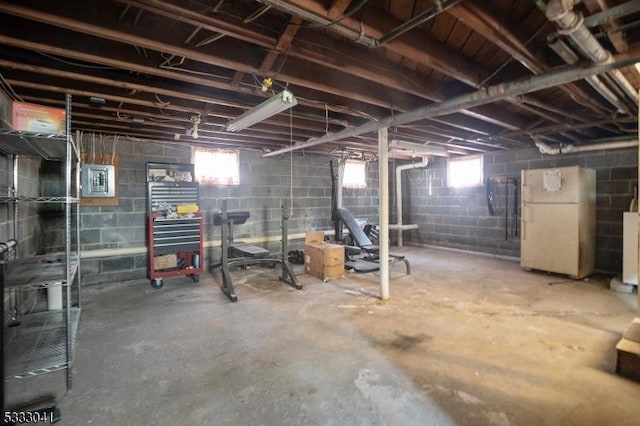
190;114;201;139
261;77;273;93
390;139;448;156
225;90;298;132
89;96;106;106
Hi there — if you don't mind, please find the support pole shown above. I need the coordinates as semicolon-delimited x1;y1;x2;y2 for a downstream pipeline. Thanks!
378;128;390;300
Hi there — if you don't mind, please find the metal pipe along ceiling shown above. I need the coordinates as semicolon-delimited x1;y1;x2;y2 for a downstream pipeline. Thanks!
547;34;631;114
262;54;640;157
546;0;638;109
257;0;379;47
258;0;455;48
376;0;462;47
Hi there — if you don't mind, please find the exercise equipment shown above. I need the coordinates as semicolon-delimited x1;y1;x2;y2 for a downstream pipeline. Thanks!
213;200;302;302
335;208;410;275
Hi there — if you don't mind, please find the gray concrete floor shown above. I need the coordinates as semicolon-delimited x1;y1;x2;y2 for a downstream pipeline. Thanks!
6;246;640;425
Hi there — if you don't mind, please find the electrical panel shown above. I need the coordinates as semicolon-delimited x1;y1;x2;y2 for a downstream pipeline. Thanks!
82;164;115;197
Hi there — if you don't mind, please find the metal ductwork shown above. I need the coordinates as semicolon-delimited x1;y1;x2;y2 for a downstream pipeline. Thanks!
546;0;638;111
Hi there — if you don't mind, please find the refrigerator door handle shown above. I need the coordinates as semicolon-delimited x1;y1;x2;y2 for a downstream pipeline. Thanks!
521;204;529;240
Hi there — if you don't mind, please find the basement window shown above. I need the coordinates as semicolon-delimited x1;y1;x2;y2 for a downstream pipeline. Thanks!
448;155;483;188
193;148;240;185
342;160;367;189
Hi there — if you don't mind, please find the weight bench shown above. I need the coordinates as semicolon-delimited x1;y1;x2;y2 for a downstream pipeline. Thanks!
336;208;410;275
212;200;302;302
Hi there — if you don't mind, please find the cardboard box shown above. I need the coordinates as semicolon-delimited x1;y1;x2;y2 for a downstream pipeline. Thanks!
304;242;344;280
12;101;66;134
154;253;177;270
305;231;325;244
322;263;344;280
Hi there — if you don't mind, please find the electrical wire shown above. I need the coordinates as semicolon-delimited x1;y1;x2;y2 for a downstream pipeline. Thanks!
91;132;96;164
294;37;429;91
111;135;119;165
101;134;106;162
271;48;290;80
478;21;551;87
0;73;23;102
154;94;171;107
36;51;117;70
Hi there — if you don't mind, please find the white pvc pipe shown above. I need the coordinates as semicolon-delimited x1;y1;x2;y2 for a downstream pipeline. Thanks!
395;157;429;246
336;160;344;209
535;138;638;155
379;128;390;300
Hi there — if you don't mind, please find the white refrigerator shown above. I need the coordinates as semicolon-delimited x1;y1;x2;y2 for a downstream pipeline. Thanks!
521;166;596;279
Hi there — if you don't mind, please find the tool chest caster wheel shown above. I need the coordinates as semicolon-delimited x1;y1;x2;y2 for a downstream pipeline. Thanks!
151;278;164;289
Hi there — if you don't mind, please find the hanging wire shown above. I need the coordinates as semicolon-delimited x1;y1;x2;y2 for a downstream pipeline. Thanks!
154;94;171;107
36;52;117;70
290;104;294;213
91;133;96;163
478;21;550;87
111;135;120;165
0;73;23;102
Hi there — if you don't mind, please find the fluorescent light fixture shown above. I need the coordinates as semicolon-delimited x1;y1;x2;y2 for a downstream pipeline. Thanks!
390;139;448;156
225;90;298;132
89;96;106;105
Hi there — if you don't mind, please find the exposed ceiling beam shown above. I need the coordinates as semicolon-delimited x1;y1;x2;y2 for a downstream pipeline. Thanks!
448;0;617;115
258;0;486;86
263;50;640;156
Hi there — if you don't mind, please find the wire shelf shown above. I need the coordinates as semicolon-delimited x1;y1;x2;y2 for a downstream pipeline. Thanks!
4;253;78;290
4;307;81;379
0;196;80;203
0;129;78;160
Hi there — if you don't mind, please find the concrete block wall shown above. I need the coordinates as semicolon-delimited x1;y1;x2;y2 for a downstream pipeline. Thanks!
5;139;636;284
35;138;380;285
404;146;637;273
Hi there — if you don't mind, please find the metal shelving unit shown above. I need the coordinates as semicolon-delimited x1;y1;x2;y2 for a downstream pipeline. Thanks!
0;94;81;393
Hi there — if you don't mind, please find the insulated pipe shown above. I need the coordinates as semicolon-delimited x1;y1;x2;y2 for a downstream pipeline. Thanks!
379;128;390;300
547;34;631;114
395;157;429;247
534;137;638;155
546;0;638;106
